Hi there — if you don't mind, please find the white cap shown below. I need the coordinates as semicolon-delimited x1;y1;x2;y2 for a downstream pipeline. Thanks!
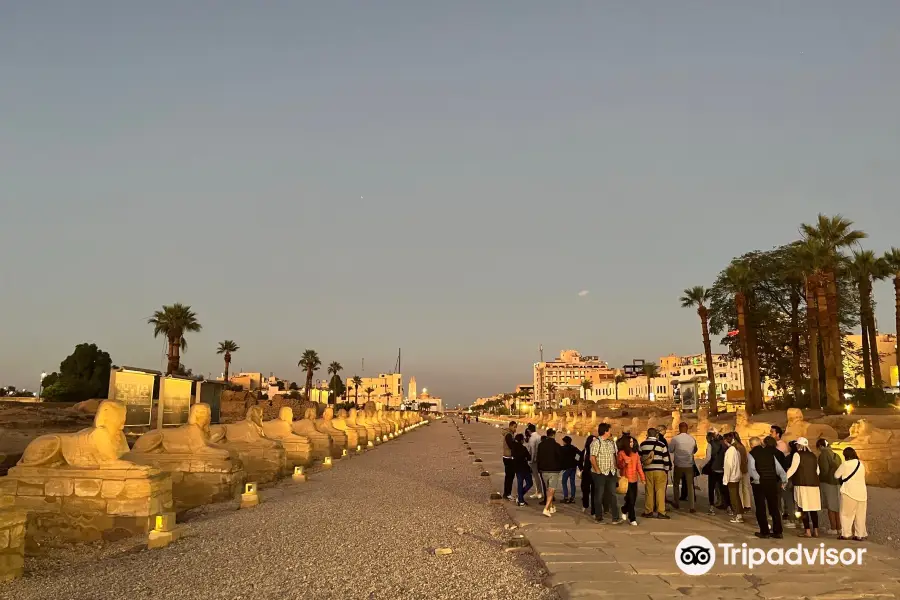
796;437;809;448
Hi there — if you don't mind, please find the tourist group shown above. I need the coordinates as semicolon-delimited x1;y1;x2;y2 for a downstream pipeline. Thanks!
499;421;869;541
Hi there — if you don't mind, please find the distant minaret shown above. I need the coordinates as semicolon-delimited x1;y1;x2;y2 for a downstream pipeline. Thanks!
408;376;417;402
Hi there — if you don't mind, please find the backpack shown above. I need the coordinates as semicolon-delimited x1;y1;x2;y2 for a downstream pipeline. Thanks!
640;441;656;467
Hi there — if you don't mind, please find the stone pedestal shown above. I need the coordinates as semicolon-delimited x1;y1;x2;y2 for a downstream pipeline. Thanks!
274;439;313;469
125;453;245;512
0;510;26;582
0;465;173;544
218;443;287;485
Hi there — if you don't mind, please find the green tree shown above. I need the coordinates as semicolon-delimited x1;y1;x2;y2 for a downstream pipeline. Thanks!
351;375;363;405
41;343;113;402
382;389;394;407
216;340;240;382
148;303;202;376
364;386;375;404
642;362;659;402
580;378;593;402
545;382;556;409
298;349;321;402
328;373;346;404
326;361;344;402
680;285;719;415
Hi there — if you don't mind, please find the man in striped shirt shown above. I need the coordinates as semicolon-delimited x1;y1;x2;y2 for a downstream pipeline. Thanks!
639;428;672;519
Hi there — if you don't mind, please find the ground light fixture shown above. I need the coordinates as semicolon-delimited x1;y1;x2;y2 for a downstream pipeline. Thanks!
292;466;307;482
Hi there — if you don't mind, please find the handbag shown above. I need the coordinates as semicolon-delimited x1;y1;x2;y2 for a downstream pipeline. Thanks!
837;461;861;485
616;476;628;495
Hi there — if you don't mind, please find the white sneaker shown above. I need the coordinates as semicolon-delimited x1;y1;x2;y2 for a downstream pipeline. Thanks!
529;493;539;499
543;509;552;518
613;517;628;525
549;506;557;514
582;507;588;514
537;495;544;501
730;516;744;523
630;521;638;526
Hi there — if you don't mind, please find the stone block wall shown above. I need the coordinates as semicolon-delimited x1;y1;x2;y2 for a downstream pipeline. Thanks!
0;466;173;543
125;453;245;513
0;510;26;581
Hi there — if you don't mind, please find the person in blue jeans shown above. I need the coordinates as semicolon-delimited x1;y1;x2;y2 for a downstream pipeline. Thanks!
560;435;581;504
511;433;533;506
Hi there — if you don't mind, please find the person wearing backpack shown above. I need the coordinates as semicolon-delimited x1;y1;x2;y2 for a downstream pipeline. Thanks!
817;438;843;535
639;428;671;519
834;446;867;541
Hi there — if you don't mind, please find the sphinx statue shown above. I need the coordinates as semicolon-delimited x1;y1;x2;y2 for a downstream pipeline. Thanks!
784;408;839;443
6;400;175;543
734;409;772;442
292;407;337;459
262;407;314;467
133;403;230;459
361;407;385;441
847;419;894;446
315;407;348;452
351;408;379;444
586;410;600;436
671;410;683;432
331;408;367;448
20;400;139;469
211;406;287;484
128;403;244;511
564;411;577;433
379;409;397;435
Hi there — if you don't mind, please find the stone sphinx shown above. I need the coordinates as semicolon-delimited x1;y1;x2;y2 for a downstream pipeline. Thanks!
262;407;314;467
379;409;397;435
360;407;384;441
128;403;245;511
314;407;348;452
734;409;772;442
564;411;577;433
784;408;839;444
210;406;288;484
2;400;174;543
836;420;900;487
351;408;379;445
331;408;367;448
292;407;337;459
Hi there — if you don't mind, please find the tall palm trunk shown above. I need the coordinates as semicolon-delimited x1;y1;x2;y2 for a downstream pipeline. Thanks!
735;292;756;414
746;315;763;413
867;305;883;389
789;288;803;407
698;306;718;416
860;314;872;389
895;275;900;386
805;277;820;409
166;336;180;376
817;277;841;413
305;371;314;402
825;271;845;394
224;352;232;382
859;279;873;389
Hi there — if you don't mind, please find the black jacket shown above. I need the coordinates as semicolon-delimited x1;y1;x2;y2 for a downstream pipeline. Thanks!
537;437;564;472
581;435;595;471
749;445;779;483
560;444;581;470
510;441;531;472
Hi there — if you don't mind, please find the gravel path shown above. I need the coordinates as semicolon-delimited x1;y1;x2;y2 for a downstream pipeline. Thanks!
6;421;556;600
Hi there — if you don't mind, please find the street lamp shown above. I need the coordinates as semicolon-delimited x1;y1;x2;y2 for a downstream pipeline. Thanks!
39;372;47;400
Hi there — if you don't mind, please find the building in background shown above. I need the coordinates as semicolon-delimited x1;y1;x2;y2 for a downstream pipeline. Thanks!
845;333;898;388
346;373;403;407
408;376;417;403
533;350;616;407
228;372;263;391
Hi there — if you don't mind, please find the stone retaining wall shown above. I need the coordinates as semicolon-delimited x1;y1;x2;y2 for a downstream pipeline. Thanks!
0;466;173;543
0;510;26;581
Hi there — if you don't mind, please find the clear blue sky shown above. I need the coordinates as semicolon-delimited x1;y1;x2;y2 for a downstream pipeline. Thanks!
3;2;899;407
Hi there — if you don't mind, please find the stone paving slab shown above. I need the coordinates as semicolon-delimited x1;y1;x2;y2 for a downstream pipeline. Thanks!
462;421;900;600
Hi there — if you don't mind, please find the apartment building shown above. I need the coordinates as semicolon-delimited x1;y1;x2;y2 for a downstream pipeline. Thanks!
533;349;616;406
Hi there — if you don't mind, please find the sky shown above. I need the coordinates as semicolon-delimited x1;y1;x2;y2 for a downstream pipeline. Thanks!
2;2;899;407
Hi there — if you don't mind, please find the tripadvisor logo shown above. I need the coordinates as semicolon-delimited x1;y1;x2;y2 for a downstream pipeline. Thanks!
675;535;866;575
675;536;867;576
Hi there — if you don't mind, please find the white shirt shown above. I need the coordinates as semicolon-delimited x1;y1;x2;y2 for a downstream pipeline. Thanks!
723;445;742;483
833;459;867;502
525;435;540;464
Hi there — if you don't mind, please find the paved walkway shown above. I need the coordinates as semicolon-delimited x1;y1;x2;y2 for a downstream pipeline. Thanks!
462;419;900;600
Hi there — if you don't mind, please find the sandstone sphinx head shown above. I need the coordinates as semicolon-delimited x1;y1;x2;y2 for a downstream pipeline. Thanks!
188;403;213;433
338;409;349;418
96;399;128;431
246;405;264;426
786;408;803;425
279;406;294;422
324;407;334;419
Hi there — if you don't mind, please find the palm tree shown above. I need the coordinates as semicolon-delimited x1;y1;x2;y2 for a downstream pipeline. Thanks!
801;214;867;397
614;373;626;402
148;303;202;375
351;375;363;405
642;362;659;401
680;286;719;416
580;379;593;402
884;247;900;382
382;389;394;408
327;361;343;401
721;262;764;414
216;340;239;383
848;250;888;389
298;349;321;402
545;382;556;409
364;386;375;404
